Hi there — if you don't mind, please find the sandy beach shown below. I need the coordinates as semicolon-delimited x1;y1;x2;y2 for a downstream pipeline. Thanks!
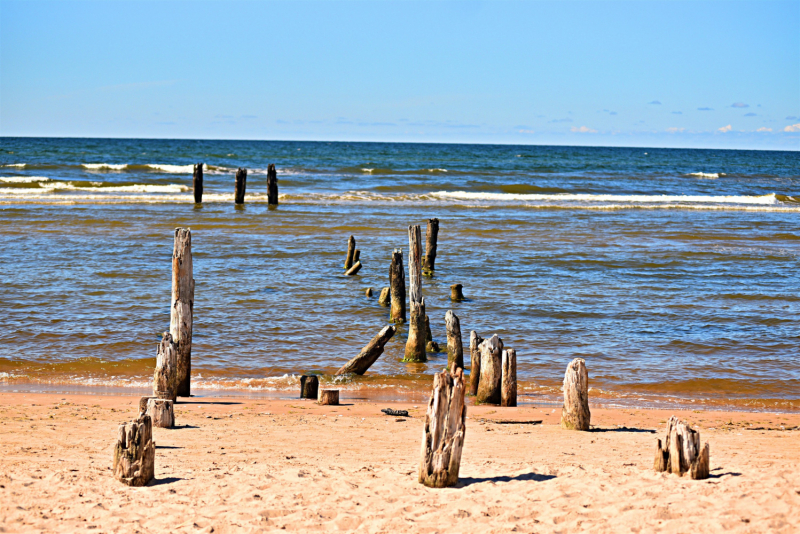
1;391;798;533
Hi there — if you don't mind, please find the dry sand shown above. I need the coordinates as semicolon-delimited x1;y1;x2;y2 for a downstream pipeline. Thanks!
0;391;798;533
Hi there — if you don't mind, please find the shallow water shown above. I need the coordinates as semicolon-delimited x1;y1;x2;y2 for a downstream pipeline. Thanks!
1;138;798;410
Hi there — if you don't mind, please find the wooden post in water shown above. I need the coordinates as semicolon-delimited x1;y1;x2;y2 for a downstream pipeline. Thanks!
336;325;397;375
153;332;178;402
171;228;194;397
450;284;464;301
345;236;356;270
405;225;427;362
501;349;517;407
193;163;203;203
389;249;406;323
422;218;439;274
424;314;439;353
476;334;503;404
300;375;319;399
345;261;362;276
445;310;463;371
468;331;483;396
112;414;155;487
561;358;590;430
418;367;466;488
147;398;174;428
378;287;391;306
267;163;278;206
234;168;247;204
654;416;710;480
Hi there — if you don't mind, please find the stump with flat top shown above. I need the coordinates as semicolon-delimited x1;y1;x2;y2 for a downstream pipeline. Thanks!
138;396;155;414
153;331;178;401
318;389;340;405
147;398;174;428
654;416;710;479
389;249;406;323
450;284;464;301
561;358;590;430
468;331;483;396
345;236;356;270
234;168;247;204
405;225;427;362
113;414;155;487
476;334;503;404
422;218;439;274
267;163;278;205
501;348;517;407
418;367;466;488
300;375;319;399
193;163;203;203
445;310;463;371
336;325;397;375
378;287;391;306
170;228;194;397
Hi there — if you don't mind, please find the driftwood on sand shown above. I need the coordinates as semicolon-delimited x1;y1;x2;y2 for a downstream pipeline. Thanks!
171;228;194;397
113;414;155;487
501;348;517;407
654;416;710;480
469;331;483;396
336;325;397;375
147;398;174;429
418;367;466;488
300;375;319;399
445;310;463;371
476;334;503;404
561;358;590;430
404;226;426;362
389;249;406;323
153;332;178;402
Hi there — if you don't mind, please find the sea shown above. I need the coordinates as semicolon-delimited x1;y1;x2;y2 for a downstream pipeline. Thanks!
1;137;798;411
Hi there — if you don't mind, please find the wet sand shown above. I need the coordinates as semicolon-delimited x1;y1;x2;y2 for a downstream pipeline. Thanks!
1;391;798;533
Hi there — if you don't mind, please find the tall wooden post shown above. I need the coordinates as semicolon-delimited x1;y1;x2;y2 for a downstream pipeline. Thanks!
193;163;203;203
267;163;278;205
422;218;439;274
469;331;483;396
405;225;427;362
501;349;517;407
418;368;466;488
561;358;590;430
389;249;406;323
171;228;194;397
445;310;463;371
476;334;503;404
345;236;356;270
234;168;247;204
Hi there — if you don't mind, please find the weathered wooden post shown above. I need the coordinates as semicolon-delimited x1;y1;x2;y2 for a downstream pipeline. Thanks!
234;168;247;204
146;398;174;428
418;367;466;488
450;284;464;301
424;314;439;353
138;396;154;414
112;414;155;487
378;287;391;306
267;163;278;206
561;358;590;430
445;311;463;371
476;334;503;404
153;332;178;402
389;249;406;323
354;250;360;264
468;331;483;396
345;261;362;276
300;375;319;399
336;325;397;375
501;349;517;407
365;287;373;297
171;228;194;397
654;416;710;480
405;225;427;362
318;389;340;405
422;218;439;274
345;236;356;270
193;163;203;203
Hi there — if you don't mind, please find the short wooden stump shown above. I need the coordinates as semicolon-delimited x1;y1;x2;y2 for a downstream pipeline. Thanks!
318;389;340;405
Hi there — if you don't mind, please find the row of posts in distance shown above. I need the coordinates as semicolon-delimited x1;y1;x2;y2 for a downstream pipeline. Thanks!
191;163;278;205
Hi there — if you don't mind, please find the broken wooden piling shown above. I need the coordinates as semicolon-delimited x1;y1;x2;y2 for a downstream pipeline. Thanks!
345;236;356;270
418;367;466;488
147;398;174;429
345;261;362;276
469;331;483;396
234;168;247;204
450;284;464;301
378;287;391;306
336;325;397;375
476;334;503;404
405;225;427;362
654;416;710;480
171;228;194;397
422;218;439;274
112;414;155;487
318;389;340;405
300;375;319;399
193;163;203;203
267;163;278;206
501;349;517;407
561;358;590;430
153;332;178;402
424;314;439;353
389;249;406;323
445;310;463;371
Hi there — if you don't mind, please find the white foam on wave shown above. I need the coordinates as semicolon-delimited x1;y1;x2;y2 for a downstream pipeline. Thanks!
40;182;188;193
0;176;51;183
428;168;448;172
362;168;374;173
687;172;725;179
83;163;128;170
145;164;198;173
2;163;26;168
432;191;781;206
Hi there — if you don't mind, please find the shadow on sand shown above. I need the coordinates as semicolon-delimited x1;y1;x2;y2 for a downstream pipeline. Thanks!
458;472;556;487
590;427;656;433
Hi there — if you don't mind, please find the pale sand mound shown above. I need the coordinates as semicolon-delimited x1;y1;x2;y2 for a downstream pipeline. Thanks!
1;392;798;533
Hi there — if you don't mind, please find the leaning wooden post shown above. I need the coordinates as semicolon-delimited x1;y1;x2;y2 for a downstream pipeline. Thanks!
336;325;397;375
421;218;439;274
468;331;483;396
405;225;427;362
654;416;710;480
171;228;194;397
300;375;319;399
501;349;517;407
193;163;203;203
234;168;247;204
267;163;278;206
344;261;362;276
561;358;590;430
389;249;406;323
418;367;466;488
476;334;503;404
153;332;178;401
344;236;356;270
112;414;155;487
445;311;463;371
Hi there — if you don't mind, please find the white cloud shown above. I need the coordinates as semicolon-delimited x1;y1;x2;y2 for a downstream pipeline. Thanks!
571;126;598;133
666;127;685;133
756;127;772;132
731;102;749;108
717;124;732;133
784;123;800;132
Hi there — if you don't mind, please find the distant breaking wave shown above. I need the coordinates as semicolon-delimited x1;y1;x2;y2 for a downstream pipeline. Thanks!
432;191;787;206
0;176;51;183
686;172;725;179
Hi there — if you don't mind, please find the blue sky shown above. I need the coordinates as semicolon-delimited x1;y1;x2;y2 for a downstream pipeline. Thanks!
1;0;798;149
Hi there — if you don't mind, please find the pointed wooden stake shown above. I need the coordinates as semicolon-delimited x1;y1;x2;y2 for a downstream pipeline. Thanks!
389;249;406;323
